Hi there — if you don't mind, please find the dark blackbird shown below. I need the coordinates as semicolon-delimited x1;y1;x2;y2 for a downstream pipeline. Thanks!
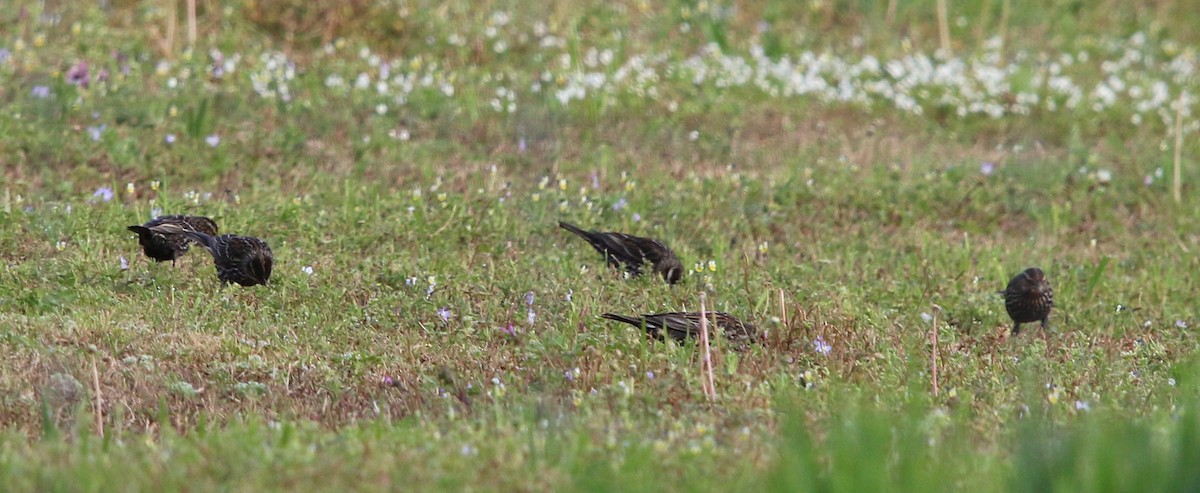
151;223;273;286
558;220;683;284
1002;267;1053;334
600;311;759;346
127;215;218;265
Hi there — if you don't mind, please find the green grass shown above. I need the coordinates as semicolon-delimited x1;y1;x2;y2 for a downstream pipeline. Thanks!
1;0;1199;490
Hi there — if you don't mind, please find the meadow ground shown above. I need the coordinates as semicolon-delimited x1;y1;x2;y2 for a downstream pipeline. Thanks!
1;0;1200;491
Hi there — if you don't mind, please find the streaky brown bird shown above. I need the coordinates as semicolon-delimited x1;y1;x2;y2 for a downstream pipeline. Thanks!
558;220;683;284
1001;267;1053;334
600;311;759;346
149;223;273;286
127;215;218;265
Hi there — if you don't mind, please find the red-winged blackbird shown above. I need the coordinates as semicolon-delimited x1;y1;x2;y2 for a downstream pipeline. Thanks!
152;223;273;286
1002;267;1053;334
558;221;683;284
600;311;759;346
127;215;218;265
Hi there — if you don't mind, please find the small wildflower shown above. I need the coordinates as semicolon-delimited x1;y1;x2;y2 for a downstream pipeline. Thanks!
92;187;114;202
31;85;50;98
518;137;527;152
55;240;67;251
405;277;417;286
86;125;105;142
150;208;162;218
612;198;628;211
205;134;220;147
707;260;717;272
119;256;129;270
591;172;600;190
632;213;641;222
125;183;135;196
980;161;995;176
437;307;452;322
525;291;535;306
1144;175;1154;186
65;61;89;87
920;312;933;323
646;371;655;380
1074;400;1090;411
165;134;176;145
1096;170;1112;184
563;370;575;382
301;265;314;276
150;181;161;191
1169;378;1177;386
527;309;536;325
1176;320;1188;329
688;130;700;141
565;289;573;302
501;323;517;336
813;336;831;355
460;444;476;456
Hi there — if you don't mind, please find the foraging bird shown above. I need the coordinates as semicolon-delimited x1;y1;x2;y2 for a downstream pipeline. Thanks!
1001;267;1053;334
127;215;218;265
558;220;683;284
149;223;273;286
600;311;759;345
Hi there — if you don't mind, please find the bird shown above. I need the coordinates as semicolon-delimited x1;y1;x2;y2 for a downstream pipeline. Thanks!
127;215;218;265
1001;267;1053;334
558;220;683;284
600;311;759;346
148;223;273;287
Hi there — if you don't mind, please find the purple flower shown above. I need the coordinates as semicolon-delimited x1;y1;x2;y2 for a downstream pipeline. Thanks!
381;375;395;386
565;289;573;302
525;291;535;306
980;161;995;176
119;256;129;270
205;134;220;147
437;307;452;322
65;61;89;87
0;48;10;64
632;213;641;222
1144;175;1154;186
31;85;50;99
500;322;517;336
612;198;628;211
527;309;536;325
92;186;114;202
96;68;109;84
563;370;575;382
646;371;655;380
1176;320;1188;329
165;134;176;144
591;171;600;190
86;124;106;142
813;336;831;355
518;137;527;153
151;208;162;218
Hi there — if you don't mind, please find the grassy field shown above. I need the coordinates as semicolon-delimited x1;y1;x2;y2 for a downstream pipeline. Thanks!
1;0;1199;490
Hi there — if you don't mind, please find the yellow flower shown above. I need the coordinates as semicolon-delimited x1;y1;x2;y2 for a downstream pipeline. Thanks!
707;260;717;272
33;34;45;48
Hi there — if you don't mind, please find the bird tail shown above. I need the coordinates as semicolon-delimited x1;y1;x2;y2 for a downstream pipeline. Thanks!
601;313;648;329
148;222;218;252
558;220;590;239
181;229;218;252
